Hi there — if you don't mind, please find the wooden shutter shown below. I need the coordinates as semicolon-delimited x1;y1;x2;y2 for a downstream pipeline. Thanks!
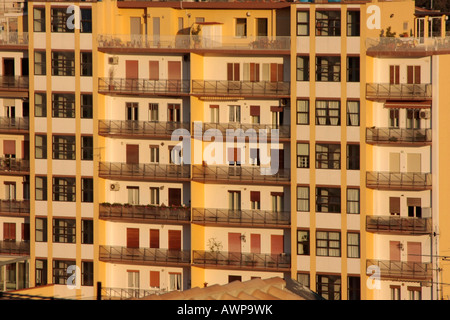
407;242;421;262
126;228;139;248
168;188;182;206
228;232;241;253
125;60;139;79
389;197;400;214
3;223;15;241
150;229;159;249
168;230;181;251
250;234;261;254
250;191;260;202
277;64;283;81
407;198;421;207
150;271;160;288
407;153;421;173
250;105;260;116
126;144;139;164
149;61;159;80
270;63;278;82
227;63;233;81
407;66;414;84
271;235;284;255
389;65;399;84
168;61;181;80
3;140;15;155
389;241;401;261
414;66;421;84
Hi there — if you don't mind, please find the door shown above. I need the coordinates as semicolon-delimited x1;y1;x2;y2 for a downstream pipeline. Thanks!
149;229;159;249
127;270;140;297
125;60;139;90
271;235;284;255
407;66;421;84
168;61;181;92
250;234;261;254
3;58;14;76
389;241;401;261
407;242;421;263
130;17;141;36
127;187;139;205
228;232;241;263
168;230;181;251
126;144;139;165
153;17;160;43
256;18;268;37
407;153;421;173
389;65;400;84
5;182;16;200
126;228;139;248
149;61;159;81
21;58;28;76
389;152;400;172
126;102;138;121
3;222;15;241
168;188;182;206
150;271;160;288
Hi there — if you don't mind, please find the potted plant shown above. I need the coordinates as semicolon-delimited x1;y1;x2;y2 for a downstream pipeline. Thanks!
191;25;202;49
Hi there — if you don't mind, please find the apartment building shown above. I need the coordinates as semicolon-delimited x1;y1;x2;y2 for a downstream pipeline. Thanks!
1;0;450;300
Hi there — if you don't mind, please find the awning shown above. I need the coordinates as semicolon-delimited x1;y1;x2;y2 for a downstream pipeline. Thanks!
384;101;431;109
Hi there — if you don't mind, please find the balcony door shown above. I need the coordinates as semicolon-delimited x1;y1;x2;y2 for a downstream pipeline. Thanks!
3;58;14;77
407;153;421;173
389;65;400;85
407;66;421;84
130;17;141;42
126;144;139;165
168;230;181;251
251;234;261;254
125;60;138;91
228;232;241;264
168;61;181;92
407;242;421;263
271;234;284;255
126;228;139;248
3;222;15;241
126;102;138;121
389;152;400;172
127;270;140;297
168;188;181;206
150;229;159;249
389;241;401;261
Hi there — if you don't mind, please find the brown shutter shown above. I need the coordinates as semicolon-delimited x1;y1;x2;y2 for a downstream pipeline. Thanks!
149;61;159;80
270;63;278;82
3;223;15;241
270;106;283;112
168;188;181;206
407;242;421;262
168;230;181;250
395;66;400;84
250;63;255;82
234;63;240;81
228;232;241;253
150;229;159;249
407;198;421;207
389;197;400;214
167;61;181;80
125;60;139;79
250;191;260;202
250;105;260;116
271;235;284;255
390;241;401;261
227;63;233;81
126;144;139;164
3;140;15;155
389;65;395;84
126;228;139;248
209;104;219;109
255;63;260;82
250;234;261;254
150;271;160;288
407;66;414;84
277;64;284;81
414;66;421;84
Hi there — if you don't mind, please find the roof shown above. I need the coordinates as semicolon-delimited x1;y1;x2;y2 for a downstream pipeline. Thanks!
137;277;325;300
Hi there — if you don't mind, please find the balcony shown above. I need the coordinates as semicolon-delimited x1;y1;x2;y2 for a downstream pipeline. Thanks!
366;172;432;191
0;117;29;134
0;200;30;217
101;287;166;300
97;34;290;53
366;215;432;235
0;76;29;97
366;83;432;101
366;127;432;146
0;241;29;256
98;78;190;96
99;120;190;139
0;158;30;175
0;32;28;48
99;203;190;224
195;122;290;141
192;165;290;185
192;250;290;271
99;162;190;182
192;80;290;98
366;36;450;58
192;208;290;228
99;245;190;267
366;259;432;281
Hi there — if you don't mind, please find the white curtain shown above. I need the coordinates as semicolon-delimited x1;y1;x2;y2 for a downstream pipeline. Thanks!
316;101;327;125
347;188;360;214
347;101;359;126
329;101;340;126
347;233;360;258
297;100;309;124
297;186;309;211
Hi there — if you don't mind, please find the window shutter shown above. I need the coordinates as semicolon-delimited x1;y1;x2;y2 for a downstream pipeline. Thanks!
414;66;421;84
407;66;414;84
126;228;139;248
407;198;421;207
150;271;160;288
150;229;160;249
250;191;260;202
389;197;400;214
168;230;181;251
250;105;260;116
3;140;15;155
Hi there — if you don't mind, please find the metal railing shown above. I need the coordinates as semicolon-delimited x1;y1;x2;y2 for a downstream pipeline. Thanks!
366;259;432;281
0;200;30;217
366;36;450;55
192;165;290;184
197;122;290;139
192;250;290;270
0;241;29;256
101;287;165;300
99;162;191;180
366;127;432;144
192;80;290;97
98;78;190;95
0;32;28;46
0;117;29;132
366;83;432;100
99;120;190;138
0;158;29;174
0;76;28;90
366;172;432;190
366;216;432;235
99;245;190;265
99;203;190;223
192;208;290;227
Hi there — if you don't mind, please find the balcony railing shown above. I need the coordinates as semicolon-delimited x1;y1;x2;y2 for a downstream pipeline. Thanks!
366;259;432;281
192;80;290;97
0;76;29;91
196;122;290;140
99;120;190;138
366;83;432;101
0;158;30;174
366;215;432;235
192;208;290;227
0;117;29;133
101;287;166;300
366;127;432;145
0;32;28;46
99;162;191;181
97;34;290;51
99;245;190;266
192;165;290;184
192;250;290;271
366;172;432;190
0;241;30;256
99;203;190;223
98;78;190;95
366;36;450;56
0;200;30;217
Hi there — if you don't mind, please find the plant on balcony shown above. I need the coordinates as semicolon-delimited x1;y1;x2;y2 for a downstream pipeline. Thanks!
207;237;223;253
108;67;115;91
191;25;202;48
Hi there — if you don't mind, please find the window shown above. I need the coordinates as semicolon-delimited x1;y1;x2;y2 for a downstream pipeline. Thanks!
34;51;46;75
297;56;310;81
347;101;360;126
150;146;159;163
297;143;309;168
53;135;76;160
271;193;284;212
316;100;340;125
127;186;139;205
316;187;341;213
3;223;16;241
297;186;310;212
408;287;421;300
81;178;93;203
51;8;74;33
297;230;310;255
81;136;93;160
243;63;260;82
34;8;46;32
36;217;47;242
168;104;181;122
249;148;260;166
81;8;92;33
316;11;341;36
407;198;422;218
390;197;401;216
250;191;260;209
169;273;182;291
296;100;309;125
316;274;341;300
347;57;360;82
149;103;158;121
229;105;241;123
391;286;401;300
35;93;47;117
347;11;360;36
82;220;93;244
35;259;47;286
406;109;420;129
81;94;93;119
52;93;75;118
150;187;160;205
347;232;360;258
348;276;361;300
316;56;341;82
81;52;92;76
53;260;75;285
53;218;76;243
316;144;341;169
35;176;47;201
316;231;341;257
228;191;241;210
210;105;219;123
235;18;247;37
347;144;360;170
347;188;360;214
35;135;47;159
52;51;75;76
297;11;309;36
82;261;93;286
297;273;310;289
53;177;76;202
389;109;400;128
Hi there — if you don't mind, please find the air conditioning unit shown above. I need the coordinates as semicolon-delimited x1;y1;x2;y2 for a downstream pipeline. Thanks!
110;183;120;191
108;56;119;65
419;110;431;119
